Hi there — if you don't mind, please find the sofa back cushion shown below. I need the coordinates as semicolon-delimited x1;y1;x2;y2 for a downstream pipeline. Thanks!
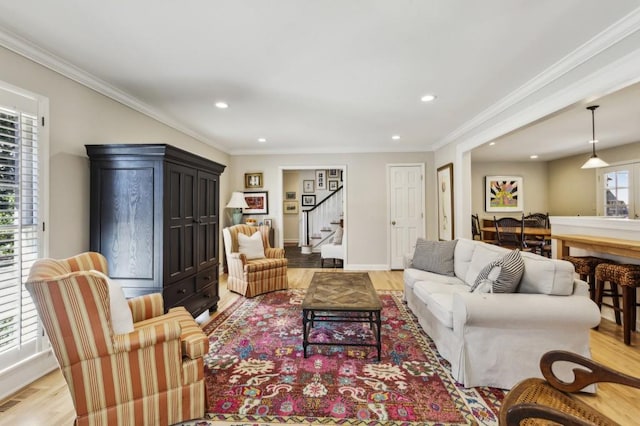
518;252;575;295
461;240;510;286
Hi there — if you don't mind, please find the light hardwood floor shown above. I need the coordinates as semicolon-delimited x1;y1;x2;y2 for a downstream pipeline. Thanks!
1;268;639;425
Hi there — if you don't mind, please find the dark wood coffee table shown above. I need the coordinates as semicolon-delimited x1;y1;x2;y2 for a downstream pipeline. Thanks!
302;272;382;360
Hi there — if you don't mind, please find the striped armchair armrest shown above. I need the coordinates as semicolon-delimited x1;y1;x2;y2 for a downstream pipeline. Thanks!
127;292;165;322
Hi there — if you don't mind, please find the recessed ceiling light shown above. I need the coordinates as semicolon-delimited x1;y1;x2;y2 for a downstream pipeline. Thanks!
215;102;229;109
420;94;437;102
392;135;401;140
530;155;538;159
489;142;496;146
257;138;267;143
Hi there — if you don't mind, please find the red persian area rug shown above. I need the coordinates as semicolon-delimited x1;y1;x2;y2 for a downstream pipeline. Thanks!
202;289;504;425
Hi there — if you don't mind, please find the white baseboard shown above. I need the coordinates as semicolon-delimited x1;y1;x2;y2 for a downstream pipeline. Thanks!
344;264;389;271
0;349;58;401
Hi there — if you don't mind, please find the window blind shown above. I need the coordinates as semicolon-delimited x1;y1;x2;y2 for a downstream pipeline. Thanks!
0;106;41;362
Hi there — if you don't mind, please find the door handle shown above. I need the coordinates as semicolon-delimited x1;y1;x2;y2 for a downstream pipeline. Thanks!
391;221;396;225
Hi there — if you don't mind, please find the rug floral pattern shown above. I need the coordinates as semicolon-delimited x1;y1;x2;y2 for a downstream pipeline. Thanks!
203;289;503;425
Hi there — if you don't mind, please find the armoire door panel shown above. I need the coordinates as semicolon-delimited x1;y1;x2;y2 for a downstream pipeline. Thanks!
99;167;155;280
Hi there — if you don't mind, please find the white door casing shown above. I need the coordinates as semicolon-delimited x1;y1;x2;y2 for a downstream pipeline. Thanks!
388;164;425;269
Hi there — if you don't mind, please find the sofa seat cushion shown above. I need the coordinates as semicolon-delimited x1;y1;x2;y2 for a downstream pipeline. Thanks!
519;252;575;295
404;268;466;290
414;285;458;329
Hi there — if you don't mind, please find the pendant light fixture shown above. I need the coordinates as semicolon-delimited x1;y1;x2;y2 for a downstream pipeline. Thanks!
581;105;609;169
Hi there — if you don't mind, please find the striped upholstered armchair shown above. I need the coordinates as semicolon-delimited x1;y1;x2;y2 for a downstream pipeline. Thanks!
222;224;288;297
25;252;208;426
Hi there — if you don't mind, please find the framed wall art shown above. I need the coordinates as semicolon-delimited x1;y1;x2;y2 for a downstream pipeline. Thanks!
328;169;340;178
328;180;339;191
283;200;299;214
285;191;296;200
485;176;523;212
245;172;263;189
437;163;454;241
303;180;315;193
302;195;316;207
243;191;268;214
315;170;327;190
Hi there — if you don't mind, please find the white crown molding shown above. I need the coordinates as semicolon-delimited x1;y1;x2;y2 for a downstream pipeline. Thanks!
435;6;640;150
0;27;229;154
229;143;427;156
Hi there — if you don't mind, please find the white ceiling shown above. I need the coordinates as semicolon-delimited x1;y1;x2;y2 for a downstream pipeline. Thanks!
1;1;639;156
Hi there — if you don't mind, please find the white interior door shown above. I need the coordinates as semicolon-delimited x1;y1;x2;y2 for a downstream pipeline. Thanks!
389;164;425;269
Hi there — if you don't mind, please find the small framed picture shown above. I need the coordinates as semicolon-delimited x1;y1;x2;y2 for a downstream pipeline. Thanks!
243;191;268;215
303;180;314;193
285;191;296;200
245;172;263;189
263;218;273;228
302;195;316;207
328;169;340;178
283;200;299;214
328;180;339;191
316;170;327;190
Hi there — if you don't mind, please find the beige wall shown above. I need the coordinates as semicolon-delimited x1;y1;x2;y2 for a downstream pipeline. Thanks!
548;141;640;216
283;170;300;243
471;161;549;223
0;46;230;258
228;152;433;268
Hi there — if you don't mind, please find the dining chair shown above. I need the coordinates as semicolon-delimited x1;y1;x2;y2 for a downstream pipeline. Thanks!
471;213;482;240
523;212;551;257
494;216;528;250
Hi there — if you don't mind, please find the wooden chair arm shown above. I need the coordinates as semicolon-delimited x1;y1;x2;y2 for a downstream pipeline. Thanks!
541;350;640;393
505;404;594;426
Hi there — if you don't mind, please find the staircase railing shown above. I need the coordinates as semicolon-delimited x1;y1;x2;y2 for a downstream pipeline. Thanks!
302;186;343;249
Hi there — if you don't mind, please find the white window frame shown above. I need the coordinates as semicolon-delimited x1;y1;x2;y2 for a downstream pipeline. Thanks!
597;162;640;219
0;80;50;401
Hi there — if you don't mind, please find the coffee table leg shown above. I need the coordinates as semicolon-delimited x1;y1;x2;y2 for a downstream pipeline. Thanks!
376;311;382;361
302;309;309;358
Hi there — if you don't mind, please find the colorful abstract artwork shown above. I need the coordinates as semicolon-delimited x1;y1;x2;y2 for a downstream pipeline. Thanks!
485;176;523;212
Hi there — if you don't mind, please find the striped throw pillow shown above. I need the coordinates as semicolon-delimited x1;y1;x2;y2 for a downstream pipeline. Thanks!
471;249;524;293
471;259;501;292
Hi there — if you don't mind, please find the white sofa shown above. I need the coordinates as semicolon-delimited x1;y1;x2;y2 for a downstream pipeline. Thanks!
403;238;601;390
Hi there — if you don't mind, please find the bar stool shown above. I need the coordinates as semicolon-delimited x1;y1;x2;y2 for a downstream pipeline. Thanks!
595;263;640;345
562;255;609;301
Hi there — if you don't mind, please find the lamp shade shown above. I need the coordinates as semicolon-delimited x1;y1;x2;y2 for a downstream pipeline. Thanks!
226;192;249;209
581;154;609;169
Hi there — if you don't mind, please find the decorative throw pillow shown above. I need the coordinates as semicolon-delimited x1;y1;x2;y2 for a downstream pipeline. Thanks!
493;249;525;293
470;259;501;292
410;238;457;276
332;226;344;245
91;270;134;334
470;250;525;293
238;231;266;260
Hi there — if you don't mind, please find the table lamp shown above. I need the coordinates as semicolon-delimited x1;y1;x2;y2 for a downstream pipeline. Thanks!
226;192;249;225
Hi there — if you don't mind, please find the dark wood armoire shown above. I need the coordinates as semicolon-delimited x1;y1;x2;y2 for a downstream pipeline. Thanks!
86;144;226;317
